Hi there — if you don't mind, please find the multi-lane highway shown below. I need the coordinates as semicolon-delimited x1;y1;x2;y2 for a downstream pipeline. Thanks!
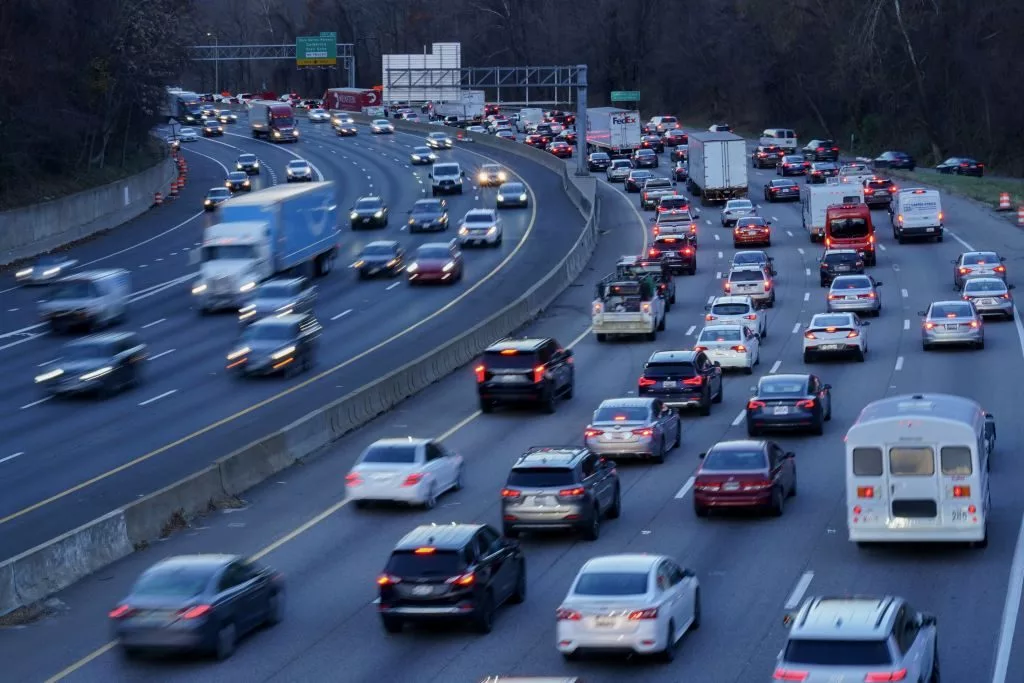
5;129;1024;683
0;115;584;560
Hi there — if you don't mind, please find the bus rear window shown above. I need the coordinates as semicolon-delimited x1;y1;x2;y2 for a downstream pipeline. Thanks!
940;446;973;475
889;447;935;476
828;217;870;239
852;447;883;476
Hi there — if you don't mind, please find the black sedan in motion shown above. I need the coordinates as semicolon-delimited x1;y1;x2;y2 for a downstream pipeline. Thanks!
204;187;232;211
936;156;985;177
109;554;284;660
350;196;389;229
807;162;839;184
625;169;656;193
353;240;406;279
764;178;800;202
225;171;251;192
34;332;146;398
587;152;611;172
745;373;832;436
872;150;915;171
407;198;449;232
496;181;529;208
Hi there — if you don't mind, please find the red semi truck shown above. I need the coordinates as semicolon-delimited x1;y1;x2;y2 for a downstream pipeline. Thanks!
322;88;381;113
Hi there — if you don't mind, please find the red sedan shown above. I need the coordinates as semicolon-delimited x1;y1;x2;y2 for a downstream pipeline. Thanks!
693;440;796;517
407;241;464;285
547;141;573;158
733;216;772;248
524;134;547;148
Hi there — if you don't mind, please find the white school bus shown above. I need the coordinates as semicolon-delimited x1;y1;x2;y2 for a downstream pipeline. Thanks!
845;393;995;547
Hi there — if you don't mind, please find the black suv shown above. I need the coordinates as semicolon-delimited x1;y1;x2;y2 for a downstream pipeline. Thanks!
501;447;621;540
802;139;840;162
649;235;696;275
376;523;526;634
818;249;865;286
638;350;723;416
587;152;611;172
752;145;783;169
863;176;895;208
476;338;574;414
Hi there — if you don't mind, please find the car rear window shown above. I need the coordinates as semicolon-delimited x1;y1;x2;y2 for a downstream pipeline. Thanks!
698;328;742;342
784;639;892;666
594;405;649;422
832;277;871;289
702;449;766;471
824;252;860;264
758;379;808;396
930;304;973;317
889;447;935;476
133;566;212;597
941;446;973;475
852;447;884;476
483;350;538;369
965;280;1005;293
811;314;853;328
711;303;750;315
507;467;576;488
867;179;890;189
574;572;649;596
644;362;696;379
386;550;465;576
730;270;764;282
966;252;998;264
361;444;418;464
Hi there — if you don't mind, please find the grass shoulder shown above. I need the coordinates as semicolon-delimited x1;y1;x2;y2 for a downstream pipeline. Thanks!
885;169;1024;210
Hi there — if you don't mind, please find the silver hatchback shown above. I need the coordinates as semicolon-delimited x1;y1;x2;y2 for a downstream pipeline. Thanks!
826;275;883;316
920;300;984;350
583;398;681;463
962;277;1015;319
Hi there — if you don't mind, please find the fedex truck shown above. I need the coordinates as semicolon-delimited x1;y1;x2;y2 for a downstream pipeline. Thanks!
586;107;641;157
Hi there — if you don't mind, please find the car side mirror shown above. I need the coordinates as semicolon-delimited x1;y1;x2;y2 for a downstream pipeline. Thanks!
601;458;616;469
650;217;656;223
704;304;712;311
682;568;696;578
786;452;796;459
563;349;574;358
749;386;758;394
861;321;870;326
950;259;957;264
917;310;926;316
920;612;937;627
428;173;432;178
1010;284;1017;290
460;170;465;177
1001;256;1007;261
698;452;706;459
874;281;884;286
188;250;200;266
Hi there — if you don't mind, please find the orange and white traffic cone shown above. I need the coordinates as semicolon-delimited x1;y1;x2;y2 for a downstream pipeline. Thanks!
153;192;163;207
168;181;179;197
1018;206;1024;227
999;192;1011;210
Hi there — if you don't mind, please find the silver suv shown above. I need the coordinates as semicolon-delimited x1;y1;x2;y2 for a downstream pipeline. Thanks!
775;596;939;682
500;447;620;541
725;266;775;307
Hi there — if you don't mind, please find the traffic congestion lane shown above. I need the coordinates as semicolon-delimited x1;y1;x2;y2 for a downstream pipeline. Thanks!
0;139;582;561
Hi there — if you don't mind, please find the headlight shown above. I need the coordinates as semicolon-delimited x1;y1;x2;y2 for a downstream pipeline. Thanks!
458;227;469;235
350;212;359;220
374;210;383;218
407;263;418;272
225;181;232;187
35;368;64;383
478;173;487;182
16;268;32;278
499;172;507;181
387;259;399;267
243;180;250;186
273;131;281;137
227;347;250;360
80;367;113;382
192;284;208;294
236;163;243;169
408;218;415;225
239;281;256;293
487;226;497;234
497;195;504;202
519;193;527;201
271;346;296;360
204;199;212;205
352;260;365;268
239;309;256;320
442;261;455;272
253;162;259;168
275;307;294;317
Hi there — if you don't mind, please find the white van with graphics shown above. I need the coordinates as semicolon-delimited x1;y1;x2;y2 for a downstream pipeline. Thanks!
891;188;943;243
845;393;994;548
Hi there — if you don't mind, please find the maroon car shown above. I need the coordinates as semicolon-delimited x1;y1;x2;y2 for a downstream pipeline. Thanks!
407;241;464;285
693;440;796;517
547;141;573;158
525;134;547;148
663;130;688;147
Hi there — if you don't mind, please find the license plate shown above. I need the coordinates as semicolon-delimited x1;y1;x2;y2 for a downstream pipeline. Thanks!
138;612;171;625
818;344;839;350
980;298;996;305
411;585;434;596
531;495;554;507
594;616;616;627
836;266;850;271
723;482;740;491
371;473;392;481
612;432;628;440
845;295;857;300
945;324;958;331
952;510;971;522
496;375;519;383
362;218;370;223
926;227;935;233
663;251;677;256
773;406;790;415
662;380;677;388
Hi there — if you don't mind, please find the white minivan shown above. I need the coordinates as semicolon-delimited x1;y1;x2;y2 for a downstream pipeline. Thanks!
845;393;995;548
891;187;943;243
759;128;798;153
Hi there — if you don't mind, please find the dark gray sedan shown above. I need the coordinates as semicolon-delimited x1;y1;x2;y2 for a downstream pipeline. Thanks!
352;240;406;278
109;554;284;660
237;277;317;325
407;198;449;232
496;181;529;208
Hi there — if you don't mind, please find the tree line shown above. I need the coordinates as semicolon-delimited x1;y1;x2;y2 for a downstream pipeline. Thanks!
0;0;195;208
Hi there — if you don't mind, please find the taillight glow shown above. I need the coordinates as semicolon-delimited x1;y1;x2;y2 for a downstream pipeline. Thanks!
773;669;809;681
683;247;694;255
649;248;661;257
864;670;907;682
995;265;1006;273
475;365;486;383
584;428;604;438
694;346;708;352
446;572;475;586
953;485;971;497
377;573;401;586
924;322;935;329
744;314;757;320
706;314;717;321
533;365;545;383
632;428;653;437
847;330;859;338
181;605;212;619
501;488;522;498
402;473;425;487
748;400;766;409
805;331;817;339
638;376;657;387
764;280;772;289
683;376;704;385
628;608;658;620
796;399;816;409
558;487;586;499
731;345;747;352
857;486;875;498
414;547;436;554
108;605;133;619
556;608;582;621
345;472;362;486
959;267;971;274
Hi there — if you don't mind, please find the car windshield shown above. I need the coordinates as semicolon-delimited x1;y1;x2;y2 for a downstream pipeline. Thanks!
699;328;742;342
645;180;671;189
783;639;892;666
507;467;575;487
434;164;459;176
430;133;448;139
287;161;308;170
644;362;696;379
201;244;256;261
730;270;764;282
417;246;451;260
209;189;230;198
702;449;766;471
811;315;853;328
824;252;860;264
728;201;752;210
500;183;524;194
591;153;609;160
759;379;808;396
828;216;869;238
361;443;417;464
413;147;432;154
832;277;871;290
611;161;631;169
132;565;212;598
464;213;493;224
257;282;297;298
594;405;649;422
49;281;97;300
227;172;247;181
965;252;998;264
362;244;396;257
737;218;767;227
241;324;293;343
356;199;381;210
930;304;973;318
636;150;654;157
482;165;501;173
386;550;464;577
711;303;751;316
65;342;113;361
413;201;442;214
238;155;256;162
965;280;1006;292
574;572;649;596
373;120;389;125
784;156;804;163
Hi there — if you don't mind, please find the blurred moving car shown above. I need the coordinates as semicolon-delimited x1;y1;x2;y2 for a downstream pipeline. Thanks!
15;254;78;285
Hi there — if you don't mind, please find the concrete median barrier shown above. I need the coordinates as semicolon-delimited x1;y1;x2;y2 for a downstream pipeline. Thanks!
0;117;600;618
0;511;133;616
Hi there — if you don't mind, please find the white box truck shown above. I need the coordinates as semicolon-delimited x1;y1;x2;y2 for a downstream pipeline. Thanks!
586;107;641;158
801;180;865;242
686;131;748;204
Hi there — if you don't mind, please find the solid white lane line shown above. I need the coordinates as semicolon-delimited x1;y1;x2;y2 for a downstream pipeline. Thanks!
770;360;782;374
947;229;974;251
37;358;60;367
792;322;801;334
705;219;712;225
707;296;715;304
731;410;745;427
772;216;779;222
992;514;1024;683
0;452;24;465
385;282;401;291
674;476;696;500
803;292;810;301
566;325;593;350
784;571;815;610
331;309;353;321
139;390;177;406
901;288;908;298
903;319;910;330
20;397;51;410
142;318;165;329
685;325;696;336
148;349;176;361
894;356;904;371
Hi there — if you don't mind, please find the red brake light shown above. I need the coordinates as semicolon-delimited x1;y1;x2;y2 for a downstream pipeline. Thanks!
584;428;604;437
995;265;1006;273
652;226;660;235
474;365;486;383
414;547;436;554
924;322;935;329
501;488;522;498
649;248;660;257
847;330;859;338
743;314;757;320
748;400;766;409
706;314;716;321
402;473;425;487
804;331;817;339
632;428;654;436
638;376;657;387
959;267;970;274
377;573;401;586
859;292;876;299
180;604;212;619
773;669;809;681
764;280;772;289
953;485;971;497
445;572;475;586
796;399;816;409
345;472;362;486
558;486;586;499
556;608;582;621
683;376;704;385
108;605;134;619
816;147;823;152
683;247;694;255
533;365;545;383
857;486;875;498
628;608;658;620
731;345;747;352
724;282;731;291
865;670;907;682
969;321;979;328
693;346;708;352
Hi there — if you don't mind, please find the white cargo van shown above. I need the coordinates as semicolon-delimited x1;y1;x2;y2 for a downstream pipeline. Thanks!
430;161;465;196
891;188;943;243
845;393;995;548
759;128;798;153
38;269;131;333
517;108;543;133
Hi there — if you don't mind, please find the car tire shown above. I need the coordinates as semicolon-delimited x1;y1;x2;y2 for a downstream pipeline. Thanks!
977;339;986;350
856;348;866;362
929;647;941;682
474;592;496;634
744;364;753;375
713;382;723;404
608;485;622;519
423;483;438;509
381;615;404;634
596;333;607;342
265;591;284;627
214;622;237;661
700;394;712;416
811;416;824;436
674;425;682;448
691;589;702;630
479;398;494;413
694;503;709;518
582;506;601;541
564;377;574;399
747;421;759;437
541;390;557;414
657;314;666;331
660;621;677;662
509;562;527;604
790;473;798;497
653;436;667;464
770;488;785;517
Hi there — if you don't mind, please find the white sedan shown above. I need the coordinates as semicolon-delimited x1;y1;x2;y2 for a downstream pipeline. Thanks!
720;199;756;226
556;554;700;661
307;108;330;122
803;312;869;362
370;119;394;134
704;295;765;339
178;128;198;142
345;437;463;508
695;324;760;373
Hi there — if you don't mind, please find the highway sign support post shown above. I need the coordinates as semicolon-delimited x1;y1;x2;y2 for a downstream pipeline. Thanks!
188;41;356;88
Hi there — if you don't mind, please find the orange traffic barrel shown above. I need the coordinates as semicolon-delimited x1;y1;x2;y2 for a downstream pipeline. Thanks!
999;192;1011;210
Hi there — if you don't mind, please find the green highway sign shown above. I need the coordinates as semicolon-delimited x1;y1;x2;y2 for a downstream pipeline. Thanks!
296;32;337;67
611;91;640;102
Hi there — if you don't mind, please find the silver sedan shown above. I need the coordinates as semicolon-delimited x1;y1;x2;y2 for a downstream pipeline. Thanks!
962;277;1014;319
583;397;681;464
720;199;756;227
953;251;1007;289
920;300;984;350
827;275;883;316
